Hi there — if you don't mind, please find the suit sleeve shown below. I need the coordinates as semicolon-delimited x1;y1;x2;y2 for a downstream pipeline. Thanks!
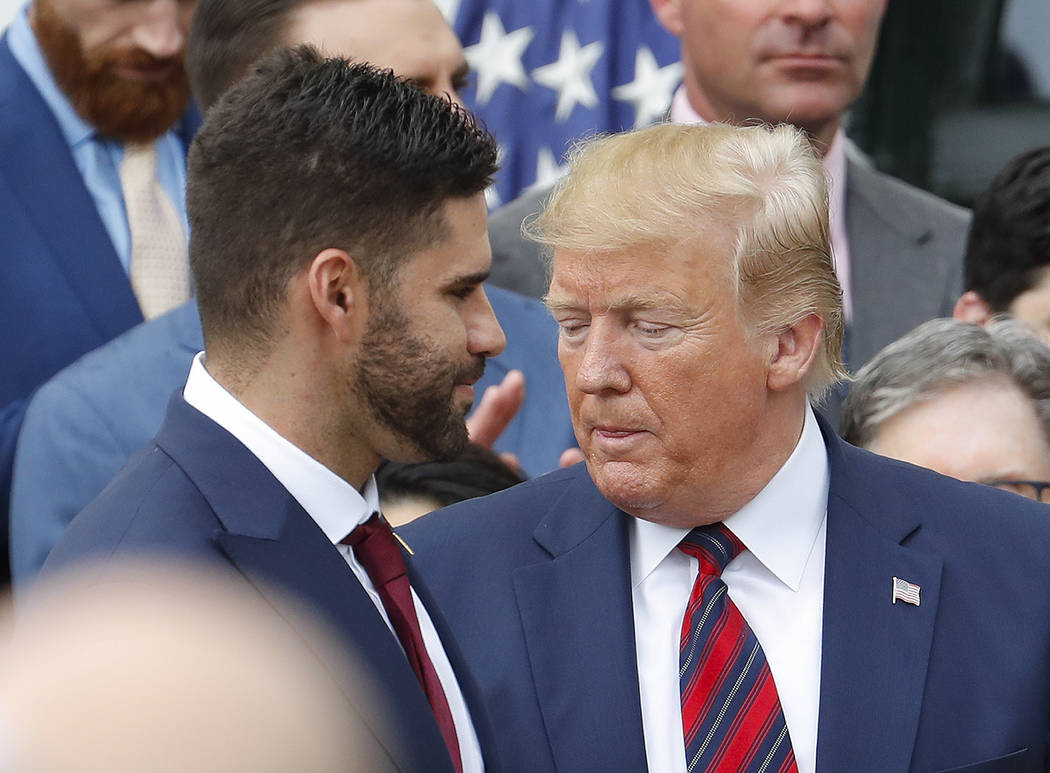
10;379;129;589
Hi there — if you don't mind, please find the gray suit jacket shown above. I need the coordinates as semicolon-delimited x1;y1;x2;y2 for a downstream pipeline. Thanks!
487;153;971;374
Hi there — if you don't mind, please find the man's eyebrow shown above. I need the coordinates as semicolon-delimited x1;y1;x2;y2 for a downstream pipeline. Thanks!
445;269;490;288
545;292;688;313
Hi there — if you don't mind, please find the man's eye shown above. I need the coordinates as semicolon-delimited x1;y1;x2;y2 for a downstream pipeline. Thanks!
450;285;476;300
558;321;589;339
635;323;670;338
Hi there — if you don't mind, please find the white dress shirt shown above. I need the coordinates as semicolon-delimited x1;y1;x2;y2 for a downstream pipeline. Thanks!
183;353;483;773
670;86;853;321
631;405;829;773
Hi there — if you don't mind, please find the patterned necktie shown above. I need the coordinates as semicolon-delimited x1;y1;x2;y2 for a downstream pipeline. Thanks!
678;523;797;773
342;514;463;773
120;142;191;320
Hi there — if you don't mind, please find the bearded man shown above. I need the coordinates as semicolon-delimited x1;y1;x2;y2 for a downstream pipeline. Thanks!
0;0;200;583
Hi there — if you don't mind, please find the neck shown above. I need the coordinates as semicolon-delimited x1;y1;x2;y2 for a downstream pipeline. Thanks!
205;353;379;492
680;79;841;157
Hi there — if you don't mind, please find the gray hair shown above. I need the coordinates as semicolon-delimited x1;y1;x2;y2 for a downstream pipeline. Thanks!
841;316;1050;449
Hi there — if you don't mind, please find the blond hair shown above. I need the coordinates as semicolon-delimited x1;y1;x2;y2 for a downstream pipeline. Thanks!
528;122;847;399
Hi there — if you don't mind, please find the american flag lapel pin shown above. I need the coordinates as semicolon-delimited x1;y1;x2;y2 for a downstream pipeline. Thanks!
891;577;921;606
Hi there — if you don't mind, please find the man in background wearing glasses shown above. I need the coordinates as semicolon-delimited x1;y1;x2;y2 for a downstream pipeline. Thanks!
843;316;1050;503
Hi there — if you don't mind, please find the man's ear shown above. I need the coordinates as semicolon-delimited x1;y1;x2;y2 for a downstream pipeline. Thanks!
306;248;368;343
766;314;824;392
953;291;993;326
649;0;684;36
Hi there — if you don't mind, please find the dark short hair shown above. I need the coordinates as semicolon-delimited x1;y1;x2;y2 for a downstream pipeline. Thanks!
965;147;1050;311
376;443;525;509
186;0;312;111
186;46;499;353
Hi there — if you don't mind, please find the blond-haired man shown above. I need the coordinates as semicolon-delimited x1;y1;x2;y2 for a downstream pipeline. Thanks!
405;122;1050;773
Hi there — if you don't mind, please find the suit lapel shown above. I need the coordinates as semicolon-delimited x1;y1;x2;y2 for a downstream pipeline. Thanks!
845;155;954;368
816;426;943;772
156;397;455;773
512;471;649;771
408;560;502;773
0;35;142;340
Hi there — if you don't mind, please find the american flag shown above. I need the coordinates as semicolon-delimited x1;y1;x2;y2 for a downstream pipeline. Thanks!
892;577;921;606
438;0;682;205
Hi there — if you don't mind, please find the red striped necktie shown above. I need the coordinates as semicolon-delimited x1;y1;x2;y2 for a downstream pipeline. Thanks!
343;513;463;773
678;523;797;773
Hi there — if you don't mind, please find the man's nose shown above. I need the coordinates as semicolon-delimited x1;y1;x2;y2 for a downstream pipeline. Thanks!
780;0;833;29
467;287;507;359
131;0;187;60
572;322;631;395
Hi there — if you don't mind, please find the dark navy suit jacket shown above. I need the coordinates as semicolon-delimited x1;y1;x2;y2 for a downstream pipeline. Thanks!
44;395;501;773
404;420;1050;772
0;33;200;579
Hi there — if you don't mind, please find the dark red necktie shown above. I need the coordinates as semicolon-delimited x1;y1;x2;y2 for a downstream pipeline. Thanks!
342;513;463;773
678;523;797;773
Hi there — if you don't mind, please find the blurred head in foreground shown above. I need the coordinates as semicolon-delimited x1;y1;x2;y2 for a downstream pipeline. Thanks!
0;561;374;772
842;317;1050;501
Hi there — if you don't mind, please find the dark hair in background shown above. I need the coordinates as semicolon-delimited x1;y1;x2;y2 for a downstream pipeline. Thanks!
186;0;311;111
186;46;499;357
377;443;525;510
965;146;1050;311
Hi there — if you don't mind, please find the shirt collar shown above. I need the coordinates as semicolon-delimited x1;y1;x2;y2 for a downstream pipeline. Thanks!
630;405;829;592
7;3;97;148
182;352;379;545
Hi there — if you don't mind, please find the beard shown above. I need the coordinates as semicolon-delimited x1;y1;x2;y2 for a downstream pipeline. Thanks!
353;300;485;463
32;0;191;144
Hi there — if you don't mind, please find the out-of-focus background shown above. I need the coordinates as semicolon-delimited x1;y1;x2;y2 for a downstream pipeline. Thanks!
3;0;1040;207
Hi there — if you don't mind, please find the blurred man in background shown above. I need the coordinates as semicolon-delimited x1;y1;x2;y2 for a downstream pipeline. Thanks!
0;0;199;583
954;147;1050;343
842;316;1050;498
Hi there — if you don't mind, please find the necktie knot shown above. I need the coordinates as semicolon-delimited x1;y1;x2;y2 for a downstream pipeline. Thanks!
678;522;744;577
341;513;407;588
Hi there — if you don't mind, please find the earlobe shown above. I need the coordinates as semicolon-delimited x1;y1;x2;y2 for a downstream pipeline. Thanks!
766;314;823;392
307;248;365;343
649;0;685;36
953;291;993;326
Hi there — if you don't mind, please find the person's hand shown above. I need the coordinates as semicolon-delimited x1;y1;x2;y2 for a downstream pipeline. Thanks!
559;448;585;467
467;370;526;470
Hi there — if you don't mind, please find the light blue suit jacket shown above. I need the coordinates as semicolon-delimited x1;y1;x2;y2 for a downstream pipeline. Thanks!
11;287;574;587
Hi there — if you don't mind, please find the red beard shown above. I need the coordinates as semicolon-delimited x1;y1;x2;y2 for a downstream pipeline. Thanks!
32;0;191;144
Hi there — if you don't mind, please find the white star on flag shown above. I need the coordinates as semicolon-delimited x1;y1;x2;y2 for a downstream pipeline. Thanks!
528;146;569;192
433;0;461;23
612;46;684;129
465;12;535;105
532;30;605;122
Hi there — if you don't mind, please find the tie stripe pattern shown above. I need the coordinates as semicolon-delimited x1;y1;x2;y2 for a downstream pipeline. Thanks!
678;523;797;773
